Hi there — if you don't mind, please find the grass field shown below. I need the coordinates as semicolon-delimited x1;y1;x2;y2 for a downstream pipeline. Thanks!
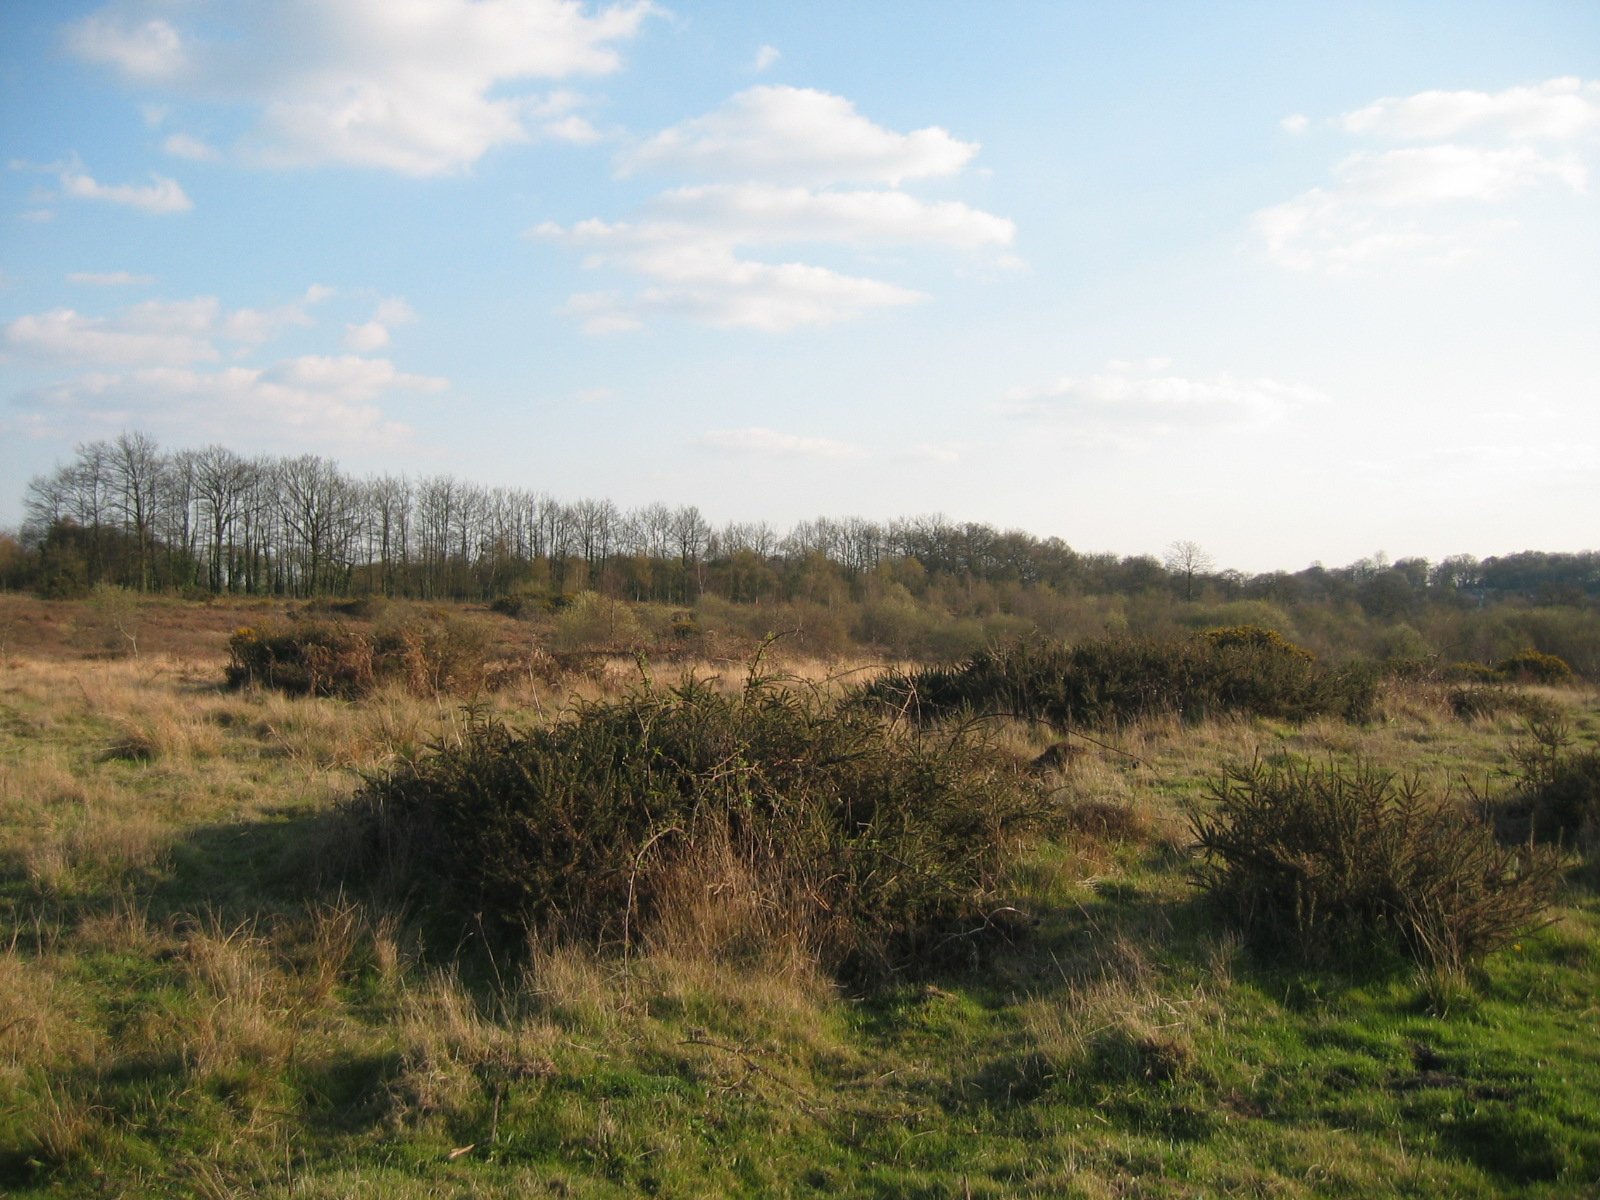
1;593;1596;1197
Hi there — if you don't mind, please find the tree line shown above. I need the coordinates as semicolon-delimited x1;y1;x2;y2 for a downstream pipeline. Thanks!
7;432;1599;614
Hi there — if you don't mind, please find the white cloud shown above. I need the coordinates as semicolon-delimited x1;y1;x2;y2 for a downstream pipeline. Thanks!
1340;78;1600;141
1257;77;1597;273
344;321;391;351
540;83;1007;331
1004;363;1319;445
525;89;603;144
1280;113;1310;135
643;183;1015;248
373;297;418;326
620;86;979;185
14;355;437;448
752;45;780;73
267;354;445;399
66;0;655;176
343;297;418;350
1337;144;1586;205
59;167;192;213
698;427;866;459
4;289;331;366
539;185;999;330
66;12;186;81
223;304;313;344
67;271;156;286
539;134;1008;330
563;257;923;333
162;132;220;161
4;301;220;366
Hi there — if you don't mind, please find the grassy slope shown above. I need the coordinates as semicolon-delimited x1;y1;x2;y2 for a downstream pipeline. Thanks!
0;595;1597;1197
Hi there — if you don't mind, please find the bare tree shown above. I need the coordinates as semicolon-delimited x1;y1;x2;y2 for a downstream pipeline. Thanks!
1164;539;1215;602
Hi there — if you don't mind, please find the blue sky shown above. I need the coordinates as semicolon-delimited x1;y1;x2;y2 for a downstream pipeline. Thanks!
2;1;1596;572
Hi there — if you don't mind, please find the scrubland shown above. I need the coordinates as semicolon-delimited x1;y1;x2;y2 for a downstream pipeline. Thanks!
1;592;1597;1197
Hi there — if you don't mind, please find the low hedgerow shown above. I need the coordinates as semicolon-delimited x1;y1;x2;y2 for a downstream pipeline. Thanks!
1189;759;1559;971
350;674;1058;980
226;612;501;697
862;627;1375;731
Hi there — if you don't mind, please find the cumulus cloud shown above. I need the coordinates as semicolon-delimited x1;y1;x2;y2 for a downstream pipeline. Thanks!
4;288;332;366
1336;144;1586;205
698;427;866;459
343;322;391;352
65;0;654;175
59;167;192;213
622;86;978;185
1003;363;1319;446
4;300;220;366
343;296;418;350
66;11;186;80
162;132;221;161
67;271;156;286
1280;113;1310;135
538;89;1010;331
563;259;922;333
752;45;781;73
1340;78;1600;141
643;183;1015;247
13;355;436;447
1258;76;1597;273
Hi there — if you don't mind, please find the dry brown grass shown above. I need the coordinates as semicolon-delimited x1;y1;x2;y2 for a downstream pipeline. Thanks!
0;941;103;1073
1019;923;1215;1092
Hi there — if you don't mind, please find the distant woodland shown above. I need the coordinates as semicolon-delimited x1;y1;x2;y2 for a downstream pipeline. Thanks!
6;432;1599;670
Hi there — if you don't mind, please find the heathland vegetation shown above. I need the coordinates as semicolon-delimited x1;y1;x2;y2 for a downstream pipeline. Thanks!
1;434;1598;1195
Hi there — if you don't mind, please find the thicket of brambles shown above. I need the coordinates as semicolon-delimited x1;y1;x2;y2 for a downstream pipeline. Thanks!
862;627;1378;728
5;433;1599;667
353;672;1057;980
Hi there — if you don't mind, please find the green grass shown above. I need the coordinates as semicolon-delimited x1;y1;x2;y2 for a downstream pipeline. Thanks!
1;649;1597;1197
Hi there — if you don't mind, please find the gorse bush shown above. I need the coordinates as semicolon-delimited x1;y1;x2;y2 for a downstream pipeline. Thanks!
1493;709;1600;878
1495;649;1576;685
1446;684;1555;722
1189;760;1559;971
227;612;501;697
352;673;1057;979
862;627;1375;730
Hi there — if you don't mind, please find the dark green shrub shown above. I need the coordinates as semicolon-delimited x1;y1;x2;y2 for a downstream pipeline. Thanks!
351;675;1057;979
1494;710;1600;875
1446;660;1502;684
862;628;1374;730
227;620;375;696
490;590;569;619
1533;751;1600;854
1448;685;1559;722
1495;649;1575;684
1189;760;1559;971
227;613;500;697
